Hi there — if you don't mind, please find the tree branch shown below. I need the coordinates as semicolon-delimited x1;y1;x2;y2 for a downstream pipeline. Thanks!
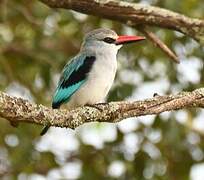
40;0;204;44
0;89;204;129
137;26;179;63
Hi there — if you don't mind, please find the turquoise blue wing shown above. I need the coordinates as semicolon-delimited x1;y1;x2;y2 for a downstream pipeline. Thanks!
52;55;96;108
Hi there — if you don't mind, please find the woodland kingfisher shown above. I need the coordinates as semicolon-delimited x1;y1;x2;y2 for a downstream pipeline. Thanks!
40;28;145;135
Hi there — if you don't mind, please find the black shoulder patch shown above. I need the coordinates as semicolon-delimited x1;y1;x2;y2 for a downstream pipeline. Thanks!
61;56;96;89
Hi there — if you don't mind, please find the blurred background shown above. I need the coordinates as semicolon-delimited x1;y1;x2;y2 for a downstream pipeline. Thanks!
0;0;204;179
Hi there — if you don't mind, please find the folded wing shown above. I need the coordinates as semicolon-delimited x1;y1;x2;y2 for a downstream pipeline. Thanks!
52;55;96;108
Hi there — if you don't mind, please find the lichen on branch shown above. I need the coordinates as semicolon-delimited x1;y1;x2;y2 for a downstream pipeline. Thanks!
0;89;204;129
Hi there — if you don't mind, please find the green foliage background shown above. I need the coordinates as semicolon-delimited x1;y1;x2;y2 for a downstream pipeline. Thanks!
0;0;203;179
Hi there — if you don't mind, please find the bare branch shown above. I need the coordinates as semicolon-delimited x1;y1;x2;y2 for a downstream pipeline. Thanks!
137;26;179;63
0;89;204;129
40;0;204;44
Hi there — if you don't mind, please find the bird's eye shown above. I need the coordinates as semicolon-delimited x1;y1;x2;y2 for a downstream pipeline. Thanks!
103;37;116;44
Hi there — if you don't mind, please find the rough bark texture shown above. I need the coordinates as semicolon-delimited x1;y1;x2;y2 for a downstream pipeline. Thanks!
40;0;204;44
0;89;204;129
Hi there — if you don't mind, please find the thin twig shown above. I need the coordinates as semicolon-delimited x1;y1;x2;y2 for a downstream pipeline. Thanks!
137;26;179;63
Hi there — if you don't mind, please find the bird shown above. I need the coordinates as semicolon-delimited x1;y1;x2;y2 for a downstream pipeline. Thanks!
40;28;145;135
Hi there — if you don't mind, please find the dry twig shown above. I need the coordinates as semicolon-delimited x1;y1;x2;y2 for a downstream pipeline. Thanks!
137;26;179;63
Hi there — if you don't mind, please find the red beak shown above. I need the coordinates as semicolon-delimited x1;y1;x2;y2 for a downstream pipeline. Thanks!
115;35;145;45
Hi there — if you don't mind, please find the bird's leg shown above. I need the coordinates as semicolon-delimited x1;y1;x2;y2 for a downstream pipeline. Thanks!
96;102;109;106
85;103;107;112
85;104;103;112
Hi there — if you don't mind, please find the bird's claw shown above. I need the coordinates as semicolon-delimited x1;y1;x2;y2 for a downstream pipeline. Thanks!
85;103;108;112
153;93;160;97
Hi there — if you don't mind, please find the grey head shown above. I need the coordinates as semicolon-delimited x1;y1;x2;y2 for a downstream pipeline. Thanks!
84;28;118;43
80;28;120;53
80;28;145;53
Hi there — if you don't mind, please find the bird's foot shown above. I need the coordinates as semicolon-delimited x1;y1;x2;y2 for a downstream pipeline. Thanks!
85;103;108;112
96;102;109;106
85;104;103;112
153;93;160;97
